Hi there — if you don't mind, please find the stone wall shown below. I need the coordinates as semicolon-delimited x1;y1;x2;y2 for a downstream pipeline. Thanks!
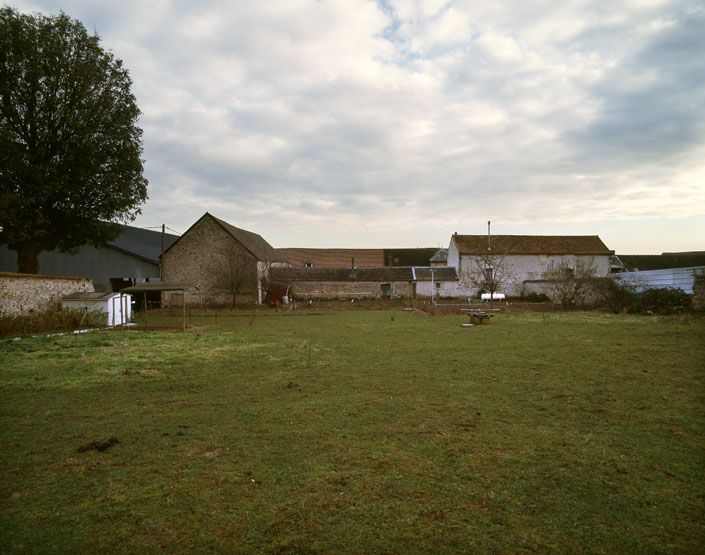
290;281;413;300
0;272;94;316
162;216;259;306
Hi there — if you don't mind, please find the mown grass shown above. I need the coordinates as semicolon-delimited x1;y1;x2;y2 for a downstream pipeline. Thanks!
1;311;704;553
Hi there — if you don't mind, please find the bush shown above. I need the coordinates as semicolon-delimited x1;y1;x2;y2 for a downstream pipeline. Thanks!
632;287;692;315
522;292;551;303
593;278;638;314
0;306;105;337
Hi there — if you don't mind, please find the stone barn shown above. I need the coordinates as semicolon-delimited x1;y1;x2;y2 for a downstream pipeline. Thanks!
162;213;278;306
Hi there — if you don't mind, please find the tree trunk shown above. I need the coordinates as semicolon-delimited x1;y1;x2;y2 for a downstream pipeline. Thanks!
17;243;43;274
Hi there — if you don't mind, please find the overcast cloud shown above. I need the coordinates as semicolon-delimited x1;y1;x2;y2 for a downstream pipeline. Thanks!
14;0;705;252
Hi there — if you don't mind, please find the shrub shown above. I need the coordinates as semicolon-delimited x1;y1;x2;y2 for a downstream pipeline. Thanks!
593;278;638;314
0;306;105;337
522;292;551;303
633;287;692;315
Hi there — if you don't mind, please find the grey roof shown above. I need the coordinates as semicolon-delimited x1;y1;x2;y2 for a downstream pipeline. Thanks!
383;248;438;266
429;248;448;263
412;266;458;281
107;224;180;264
211;215;278;261
165;213;277;262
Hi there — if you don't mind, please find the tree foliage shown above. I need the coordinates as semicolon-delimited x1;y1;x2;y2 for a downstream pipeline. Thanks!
0;7;148;273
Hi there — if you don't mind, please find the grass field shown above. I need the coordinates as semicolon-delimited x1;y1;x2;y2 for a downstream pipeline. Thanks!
1;310;704;553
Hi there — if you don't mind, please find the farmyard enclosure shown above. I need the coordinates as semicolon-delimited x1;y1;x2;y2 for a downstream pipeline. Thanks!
1;311;704;552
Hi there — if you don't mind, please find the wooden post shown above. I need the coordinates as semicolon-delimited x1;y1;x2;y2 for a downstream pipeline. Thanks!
143;291;148;330
182;289;186;331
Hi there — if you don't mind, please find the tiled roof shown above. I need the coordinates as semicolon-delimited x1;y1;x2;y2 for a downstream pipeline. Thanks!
275;248;384;268
412;266;458;281
211;215;277;261
453;235;611;255
270;266;413;283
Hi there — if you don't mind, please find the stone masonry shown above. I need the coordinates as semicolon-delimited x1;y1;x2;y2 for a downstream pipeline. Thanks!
162;216;258;305
0;272;94;316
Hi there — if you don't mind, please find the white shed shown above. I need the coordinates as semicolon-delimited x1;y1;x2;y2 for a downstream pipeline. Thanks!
61;292;132;326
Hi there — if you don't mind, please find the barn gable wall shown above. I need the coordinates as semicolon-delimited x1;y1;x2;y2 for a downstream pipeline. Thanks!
162;216;258;305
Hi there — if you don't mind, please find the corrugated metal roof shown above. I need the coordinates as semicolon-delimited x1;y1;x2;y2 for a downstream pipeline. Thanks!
108;224;179;264
453;235;611;255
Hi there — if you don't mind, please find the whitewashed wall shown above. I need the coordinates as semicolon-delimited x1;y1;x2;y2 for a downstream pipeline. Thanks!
456;254;611;297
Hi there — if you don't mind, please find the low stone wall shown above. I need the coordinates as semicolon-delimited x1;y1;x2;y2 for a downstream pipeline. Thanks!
0;272;94;316
289;281;413;300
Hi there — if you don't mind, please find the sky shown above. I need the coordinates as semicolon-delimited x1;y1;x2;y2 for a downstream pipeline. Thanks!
13;0;705;254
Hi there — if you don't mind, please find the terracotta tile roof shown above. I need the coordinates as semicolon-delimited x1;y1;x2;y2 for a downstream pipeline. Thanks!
453;235;611;255
270;266;413;283
275;248;384;268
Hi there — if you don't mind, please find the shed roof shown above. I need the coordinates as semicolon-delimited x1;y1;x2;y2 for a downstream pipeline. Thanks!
120;282;196;293
107;224;179;264
618;252;705;271
383;248;438;266
453;234;611;255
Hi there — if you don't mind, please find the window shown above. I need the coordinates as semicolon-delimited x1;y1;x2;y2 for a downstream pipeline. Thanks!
304;261;314;268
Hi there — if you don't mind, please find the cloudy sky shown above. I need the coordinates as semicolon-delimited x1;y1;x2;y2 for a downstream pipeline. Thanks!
15;0;705;253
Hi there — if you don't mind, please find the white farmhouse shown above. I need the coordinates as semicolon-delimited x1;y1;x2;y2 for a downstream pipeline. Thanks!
447;234;613;298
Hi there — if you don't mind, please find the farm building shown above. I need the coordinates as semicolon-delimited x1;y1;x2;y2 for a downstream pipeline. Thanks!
269;265;458;300
447;234;613;298
0;223;179;292
269;267;414;300
161;213;279;306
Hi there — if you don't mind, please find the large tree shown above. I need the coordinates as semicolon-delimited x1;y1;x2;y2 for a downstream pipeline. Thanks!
0;7;148;273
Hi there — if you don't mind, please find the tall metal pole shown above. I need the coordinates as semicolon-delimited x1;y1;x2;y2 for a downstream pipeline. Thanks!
487;220;491;252
160;224;165;281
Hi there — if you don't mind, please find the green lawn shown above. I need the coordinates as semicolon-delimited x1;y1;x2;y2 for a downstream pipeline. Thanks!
1;311;704;553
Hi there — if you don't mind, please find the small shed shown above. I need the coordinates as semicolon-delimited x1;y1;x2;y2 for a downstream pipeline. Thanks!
61;292;132;326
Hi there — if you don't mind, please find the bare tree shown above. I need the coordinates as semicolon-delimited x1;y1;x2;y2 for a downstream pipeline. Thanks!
541;257;598;308
463;252;513;300
210;243;257;307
